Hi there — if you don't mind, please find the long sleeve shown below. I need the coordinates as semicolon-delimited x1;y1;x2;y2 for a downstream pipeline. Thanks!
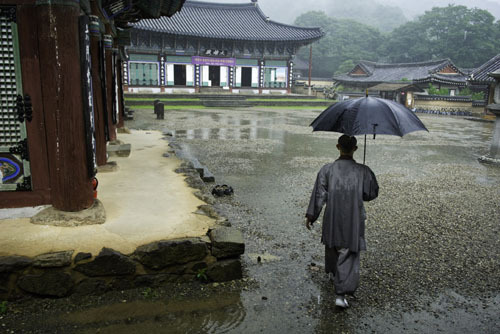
306;166;329;223
362;167;379;202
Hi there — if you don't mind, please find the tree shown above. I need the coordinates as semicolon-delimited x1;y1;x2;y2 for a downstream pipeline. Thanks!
381;5;500;68
322;0;407;32
335;60;356;74
294;12;384;77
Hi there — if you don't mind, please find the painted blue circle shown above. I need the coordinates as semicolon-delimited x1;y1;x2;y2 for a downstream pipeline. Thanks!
0;157;21;183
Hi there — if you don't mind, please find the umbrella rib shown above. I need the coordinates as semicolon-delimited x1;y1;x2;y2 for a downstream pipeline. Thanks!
382;99;404;137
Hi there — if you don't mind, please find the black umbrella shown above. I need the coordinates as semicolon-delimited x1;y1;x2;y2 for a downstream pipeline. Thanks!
310;96;428;164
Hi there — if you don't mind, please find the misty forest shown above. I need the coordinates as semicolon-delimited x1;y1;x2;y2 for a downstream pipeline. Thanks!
293;3;500;77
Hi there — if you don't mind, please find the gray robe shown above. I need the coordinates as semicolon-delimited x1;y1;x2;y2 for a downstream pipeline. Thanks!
306;158;379;252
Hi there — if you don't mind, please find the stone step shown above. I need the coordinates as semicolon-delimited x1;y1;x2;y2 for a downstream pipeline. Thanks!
107;143;131;157
189;158;215;183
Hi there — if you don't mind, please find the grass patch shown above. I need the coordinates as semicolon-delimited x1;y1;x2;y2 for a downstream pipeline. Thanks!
131;105;206;110
252;105;327;110
247;98;330;102
0;301;7;314
128;105;326;111
125;98;200;102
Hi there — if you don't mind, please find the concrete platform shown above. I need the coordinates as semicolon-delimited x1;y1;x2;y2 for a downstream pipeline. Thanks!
0;130;215;258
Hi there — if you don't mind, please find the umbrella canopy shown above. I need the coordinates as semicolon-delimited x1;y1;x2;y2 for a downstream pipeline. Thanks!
310;96;428;137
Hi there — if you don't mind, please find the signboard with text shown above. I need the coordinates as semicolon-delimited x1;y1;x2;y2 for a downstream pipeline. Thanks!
192;56;236;67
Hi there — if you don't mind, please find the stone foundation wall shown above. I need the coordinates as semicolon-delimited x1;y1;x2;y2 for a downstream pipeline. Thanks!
414;99;473;115
471;106;487;116
0;138;245;300
0;227;244;300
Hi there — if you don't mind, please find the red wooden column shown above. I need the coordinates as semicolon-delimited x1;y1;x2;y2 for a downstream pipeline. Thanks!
104;34;117;141
35;1;93;211
88;15;107;166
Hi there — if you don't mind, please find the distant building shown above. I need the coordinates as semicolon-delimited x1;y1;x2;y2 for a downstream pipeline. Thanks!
124;0;324;94
468;54;500;112
333;59;469;109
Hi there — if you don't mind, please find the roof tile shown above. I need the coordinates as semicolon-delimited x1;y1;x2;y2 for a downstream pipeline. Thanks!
133;0;324;42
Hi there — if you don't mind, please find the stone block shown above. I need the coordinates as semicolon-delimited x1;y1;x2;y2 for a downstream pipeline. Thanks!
206;259;242;282
133;238;208;270
74;248;136;277
30;200;106;227
33;250;74;268
0;273;10;295
202;168;215;183
209;227;245;259
107;143;132;157
17;271;74;297
74;252;92;263
74;278;108;296
0;256;33;273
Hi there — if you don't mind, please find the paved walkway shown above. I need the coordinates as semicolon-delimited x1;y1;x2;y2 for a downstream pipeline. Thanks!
0;130;215;257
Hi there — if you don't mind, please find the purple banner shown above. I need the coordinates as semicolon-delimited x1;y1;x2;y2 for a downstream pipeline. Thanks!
192;56;236;67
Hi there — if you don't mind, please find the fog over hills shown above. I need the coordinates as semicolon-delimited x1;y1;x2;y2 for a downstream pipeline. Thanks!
195;0;500;29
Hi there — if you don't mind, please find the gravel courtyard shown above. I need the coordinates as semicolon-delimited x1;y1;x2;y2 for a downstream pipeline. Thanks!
127;106;500;333
2;106;499;333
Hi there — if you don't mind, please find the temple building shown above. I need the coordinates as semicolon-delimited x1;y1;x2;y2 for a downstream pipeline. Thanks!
124;0;324;94
468;54;500;109
332;59;469;108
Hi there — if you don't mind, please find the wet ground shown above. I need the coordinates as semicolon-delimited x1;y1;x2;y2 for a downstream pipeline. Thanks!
2;107;500;333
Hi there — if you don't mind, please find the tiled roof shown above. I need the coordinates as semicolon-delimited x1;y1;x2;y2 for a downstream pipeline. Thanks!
333;59;467;85
469;54;500;83
133;0;324;42
367;83;423;92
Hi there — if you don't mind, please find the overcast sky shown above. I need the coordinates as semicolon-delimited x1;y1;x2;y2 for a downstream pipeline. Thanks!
196;0;500;24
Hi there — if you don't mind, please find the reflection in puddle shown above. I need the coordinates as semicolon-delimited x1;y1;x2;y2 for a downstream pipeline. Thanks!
60;294;245;334
172;127;284;141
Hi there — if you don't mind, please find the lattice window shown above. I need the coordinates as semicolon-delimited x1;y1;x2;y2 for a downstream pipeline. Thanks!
0;15;21;146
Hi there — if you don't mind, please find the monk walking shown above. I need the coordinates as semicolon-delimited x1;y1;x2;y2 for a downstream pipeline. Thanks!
305;135;379;308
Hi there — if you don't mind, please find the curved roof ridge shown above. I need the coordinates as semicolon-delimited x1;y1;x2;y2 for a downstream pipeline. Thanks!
470;54;500;76
186;0;323;31
132;0;324;42
369;59;451;68
185;0;256;9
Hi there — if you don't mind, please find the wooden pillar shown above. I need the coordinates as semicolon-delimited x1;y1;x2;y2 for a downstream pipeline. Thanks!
36;1;93;211
104;34;117;141
89;15;107;166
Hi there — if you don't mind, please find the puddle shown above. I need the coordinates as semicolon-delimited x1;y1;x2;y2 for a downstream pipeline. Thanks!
59;294;245;334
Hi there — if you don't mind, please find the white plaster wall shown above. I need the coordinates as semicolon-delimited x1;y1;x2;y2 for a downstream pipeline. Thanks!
128;87;162;93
